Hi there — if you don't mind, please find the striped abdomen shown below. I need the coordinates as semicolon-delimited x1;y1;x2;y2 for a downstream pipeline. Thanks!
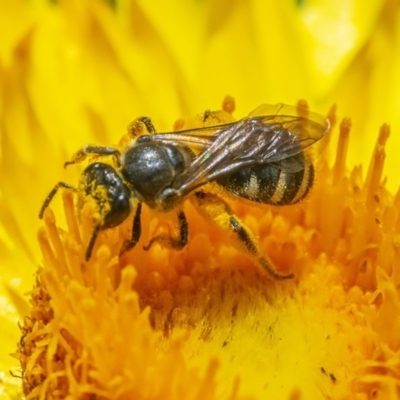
215;153;314;205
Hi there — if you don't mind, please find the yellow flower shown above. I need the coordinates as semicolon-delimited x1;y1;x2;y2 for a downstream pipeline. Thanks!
1;0;400;399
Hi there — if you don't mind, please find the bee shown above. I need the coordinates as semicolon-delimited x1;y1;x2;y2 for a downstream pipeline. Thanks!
39;102;329;280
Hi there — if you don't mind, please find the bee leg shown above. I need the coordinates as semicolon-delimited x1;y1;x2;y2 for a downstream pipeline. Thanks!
136;117;156;133
203;110;212;122
143;210;188;251
120;202;142;256
64;145;121;168
128;117;157;137
85;224;102;261
39;182;75;219
191;191;294;280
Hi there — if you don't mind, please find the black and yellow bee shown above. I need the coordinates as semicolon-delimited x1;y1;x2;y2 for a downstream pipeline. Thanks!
39;103;329;280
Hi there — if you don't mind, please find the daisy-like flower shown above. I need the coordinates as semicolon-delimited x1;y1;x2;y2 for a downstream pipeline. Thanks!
1;1;400;399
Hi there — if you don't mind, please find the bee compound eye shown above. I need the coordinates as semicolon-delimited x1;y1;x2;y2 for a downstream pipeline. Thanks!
137;135;151;143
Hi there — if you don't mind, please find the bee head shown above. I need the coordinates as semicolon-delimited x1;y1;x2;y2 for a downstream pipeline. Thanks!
78;162;132;230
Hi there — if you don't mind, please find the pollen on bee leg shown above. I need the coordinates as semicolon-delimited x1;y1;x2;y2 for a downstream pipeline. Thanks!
126;118;150;138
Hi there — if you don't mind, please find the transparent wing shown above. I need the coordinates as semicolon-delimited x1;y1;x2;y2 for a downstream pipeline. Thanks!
148;103;330;199
246;103;330;165
141;123;229;150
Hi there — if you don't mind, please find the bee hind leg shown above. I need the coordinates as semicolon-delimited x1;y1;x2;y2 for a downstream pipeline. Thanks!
143;210;188;251
191;191;294;280
228;216;294;280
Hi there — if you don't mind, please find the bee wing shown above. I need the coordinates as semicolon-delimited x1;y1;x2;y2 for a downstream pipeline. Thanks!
152;104;329;199
144;123;228;149
246;103;330;167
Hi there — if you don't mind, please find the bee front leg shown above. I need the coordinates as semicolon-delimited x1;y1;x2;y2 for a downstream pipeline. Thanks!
143;210;188;251
191;191;294;280
85;224;102;261
120;201;142;256
39;182;76;219
64;145;121;168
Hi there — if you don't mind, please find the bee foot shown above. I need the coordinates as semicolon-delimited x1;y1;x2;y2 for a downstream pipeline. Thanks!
142;240;154;251
120;240;137;256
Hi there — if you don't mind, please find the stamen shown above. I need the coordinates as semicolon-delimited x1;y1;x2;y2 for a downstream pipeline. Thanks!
296;99;309;118
222;95;235;114
326;104;337;130
63;190;82;245
394;187;400;233
365;125;390;206
37;227;58;273
63;237;83;282
333;118;351;184
197;359;220;398
43;208;68;276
